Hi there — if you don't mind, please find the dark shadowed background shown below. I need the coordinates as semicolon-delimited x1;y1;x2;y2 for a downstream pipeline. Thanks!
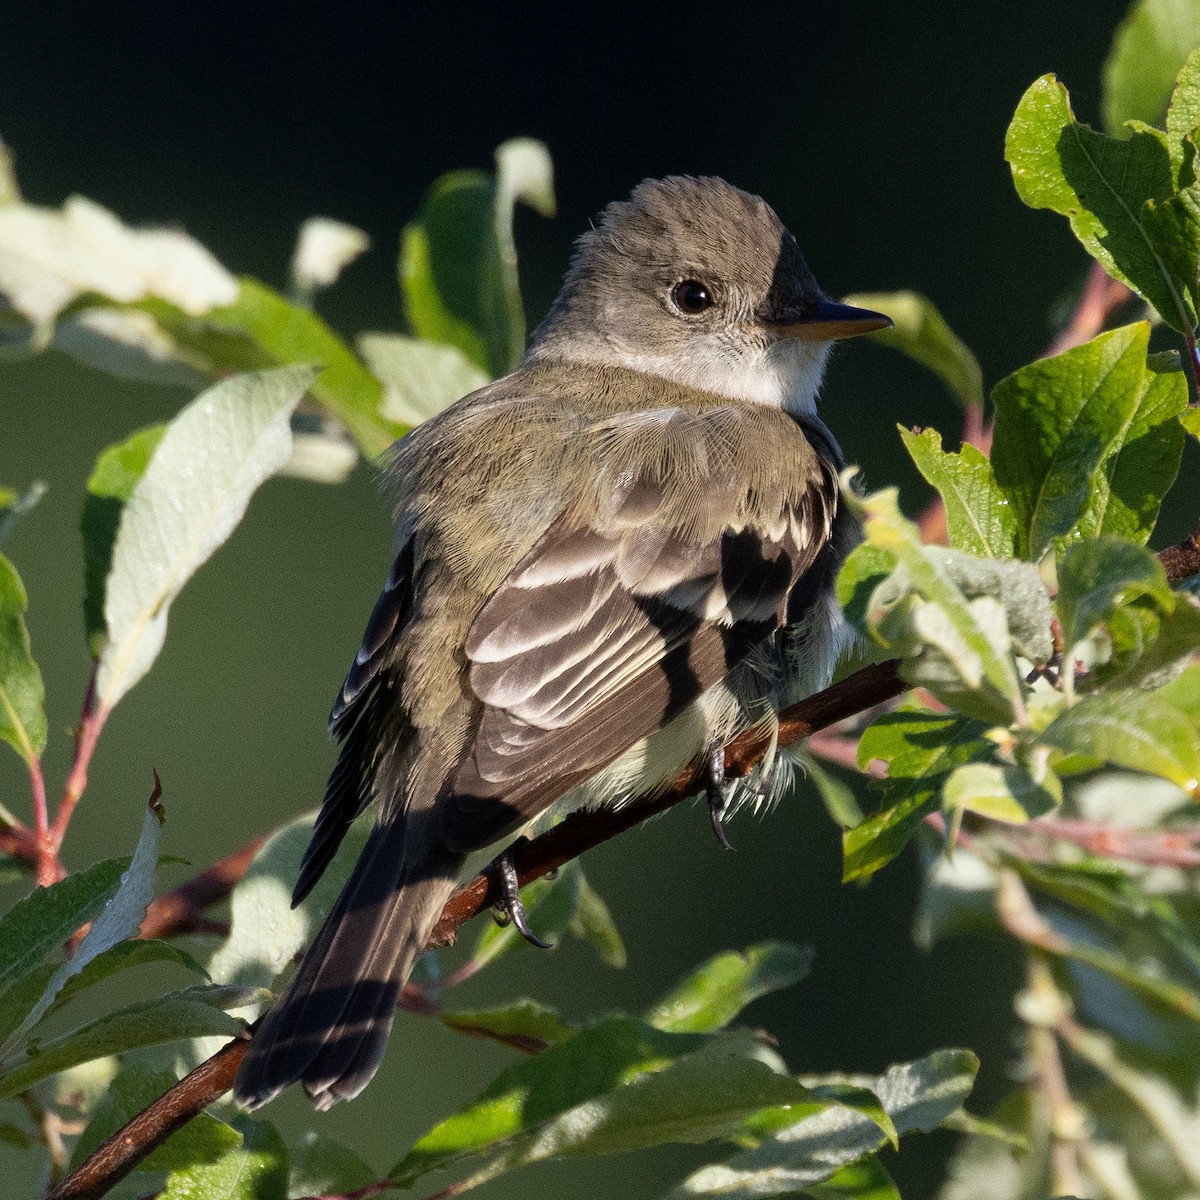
4;3;1183;1195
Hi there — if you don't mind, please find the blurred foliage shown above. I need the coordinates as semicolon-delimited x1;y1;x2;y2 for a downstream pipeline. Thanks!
1;4;1200;1197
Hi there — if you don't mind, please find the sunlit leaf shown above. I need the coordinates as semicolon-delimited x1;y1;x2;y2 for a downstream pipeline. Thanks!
647;943;813;1034
660;1050;977;1199
161;1116;287;1200
899;428;1016;558
990;324;1187;558
359;331;488;429
1007;77;1194;330
95;365;314;711
441;1000;577;1051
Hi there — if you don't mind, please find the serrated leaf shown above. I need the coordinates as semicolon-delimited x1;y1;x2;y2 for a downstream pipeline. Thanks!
0;858;128;994
81;424;166;656
69;1064;241;1172
161;1116;287;1200
660;1050;977;1199
441;1000;577;1051
899;429;1016;558
393;1022;825;1193
95;365;314;711
845;710;991;882
359;331;489;429
49;939;208;1017
287;1130;375;1198
400;139;554;377
1038;690;1200;794
843;291;983;410
1103;1;1200;133
0;983;255;1100
0;552;45;766
990;324;1188;559
3;802;164;1048
647;942;813;1034
848;487;1025;722
1007;76;1195;330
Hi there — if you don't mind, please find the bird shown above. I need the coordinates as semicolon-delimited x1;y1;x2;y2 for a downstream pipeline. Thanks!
233;174;890;1110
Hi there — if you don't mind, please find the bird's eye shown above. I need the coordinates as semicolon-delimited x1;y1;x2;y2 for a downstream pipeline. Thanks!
671;279;714;315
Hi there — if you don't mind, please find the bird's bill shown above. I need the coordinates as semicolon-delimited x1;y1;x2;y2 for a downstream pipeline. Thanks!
769;299;893;341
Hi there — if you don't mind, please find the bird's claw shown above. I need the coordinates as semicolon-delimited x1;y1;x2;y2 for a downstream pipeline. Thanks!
488;845;551;948
706;746;735;851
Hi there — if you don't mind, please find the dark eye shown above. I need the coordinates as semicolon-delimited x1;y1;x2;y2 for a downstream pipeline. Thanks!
671;279;714;315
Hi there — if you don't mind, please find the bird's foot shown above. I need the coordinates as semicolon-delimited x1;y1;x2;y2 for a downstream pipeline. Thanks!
706;746;735;852
487;843;551;948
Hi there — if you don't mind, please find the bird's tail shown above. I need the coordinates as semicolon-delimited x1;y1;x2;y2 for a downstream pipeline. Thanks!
234;818;462;1110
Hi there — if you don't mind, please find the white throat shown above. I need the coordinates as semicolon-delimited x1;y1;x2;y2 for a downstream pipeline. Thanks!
532;332;832;417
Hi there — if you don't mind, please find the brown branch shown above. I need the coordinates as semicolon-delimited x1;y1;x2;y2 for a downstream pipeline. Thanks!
138;836;267;941
42;515;1200;1200
1160;530;1200;587
49;658;907;1200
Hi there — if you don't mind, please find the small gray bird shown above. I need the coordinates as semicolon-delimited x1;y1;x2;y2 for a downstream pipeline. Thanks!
234;176;889;1110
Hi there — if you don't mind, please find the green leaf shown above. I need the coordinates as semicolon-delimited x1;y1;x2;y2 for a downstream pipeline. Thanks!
1007;76;1194;330
94;364;315;712
199;278;399;457
0;983;256;1100
990;324;1188;558
844;709;991;882
393;1022;826;1194
469;860;625;970
161;1116;288;1200
441;1000;577;1051
5;801;165;1049
81;424;166;657
1142;169;1200;323
802;1156;899;1200
400;139;555;376
287;1130;375;1198
1103;0;1200;133
899;428;1016;558
70;1064;241;1172
942;762;1061;826
1056;537;1172;652
0;552;46;766
0;857;128;994
660;1050;977;1199
208;810;370;989
358;331;489;429
847;487;1026;723
842;291;983;409
796;752;864;829
48;939;207;1016
938;1090;1049;1200
646;942;813;1034
1038;690;1200;794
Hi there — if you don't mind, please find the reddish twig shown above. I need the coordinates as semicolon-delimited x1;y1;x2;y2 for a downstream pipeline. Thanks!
138;836;267;941
1021;817;1200;868
51;685;107;853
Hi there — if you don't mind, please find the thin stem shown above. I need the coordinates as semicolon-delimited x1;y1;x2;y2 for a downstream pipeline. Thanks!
1184;327;1200;403
28;755;55;888
51;674;107;852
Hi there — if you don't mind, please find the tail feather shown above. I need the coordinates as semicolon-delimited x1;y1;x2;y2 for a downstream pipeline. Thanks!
234;819;462;1110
